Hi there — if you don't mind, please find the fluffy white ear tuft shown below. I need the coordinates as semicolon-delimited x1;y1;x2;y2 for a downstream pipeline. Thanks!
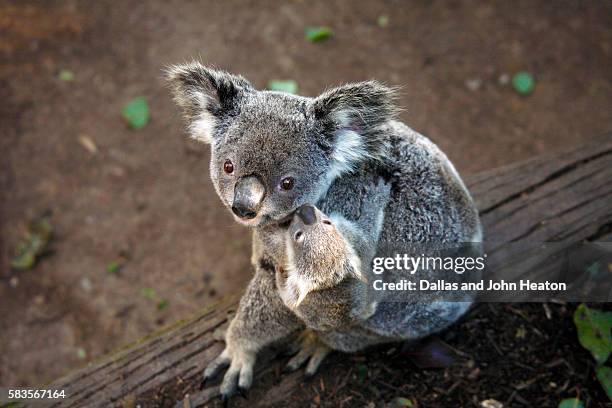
165;61;252;143
188;111;216;143
313;80;398;177
329;129;368;179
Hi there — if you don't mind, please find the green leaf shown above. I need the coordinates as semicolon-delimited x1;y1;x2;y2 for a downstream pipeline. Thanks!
586;261;602;279
141;287;156;299
558;398;584;408
107;261;121;274
157;299;169;311
515;326;527;339
11;250;35;271
573;303;612;364
267;80;298;94
305;27;333;42
596;365;612;401
391;397;413;407
58;69;75;82
76;347;87;360
11;216;53;270
122;97;150;129
512;72;535;95
377;15;389;28
356;363;368;382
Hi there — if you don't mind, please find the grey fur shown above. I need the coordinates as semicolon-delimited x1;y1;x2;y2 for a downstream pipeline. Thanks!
167;62;482;398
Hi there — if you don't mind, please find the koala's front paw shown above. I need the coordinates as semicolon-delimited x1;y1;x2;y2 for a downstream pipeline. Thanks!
285;329;331;376
202;344;256;403
366;177;392;206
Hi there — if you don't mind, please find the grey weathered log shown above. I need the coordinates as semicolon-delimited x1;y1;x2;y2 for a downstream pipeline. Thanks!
44;134;612;407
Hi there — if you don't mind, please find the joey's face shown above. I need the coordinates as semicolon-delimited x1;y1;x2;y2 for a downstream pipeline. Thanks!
287;205;346;275
210;93;333;227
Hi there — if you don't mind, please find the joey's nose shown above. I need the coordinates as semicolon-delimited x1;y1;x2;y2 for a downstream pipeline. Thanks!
296;204;317;225
232;204;257;219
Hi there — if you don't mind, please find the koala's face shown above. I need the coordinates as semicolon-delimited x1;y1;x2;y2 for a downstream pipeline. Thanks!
287;204;346;278
210;93;331;226
167;62;396;227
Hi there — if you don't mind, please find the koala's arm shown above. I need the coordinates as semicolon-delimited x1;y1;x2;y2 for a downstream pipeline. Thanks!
328;177;391;270
204;260;303;397
296;276;374;331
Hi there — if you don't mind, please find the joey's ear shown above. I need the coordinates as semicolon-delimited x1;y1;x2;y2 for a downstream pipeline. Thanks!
313;81;398;172
165;62;253;143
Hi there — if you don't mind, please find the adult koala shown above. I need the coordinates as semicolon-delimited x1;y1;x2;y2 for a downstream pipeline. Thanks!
167;62;482;401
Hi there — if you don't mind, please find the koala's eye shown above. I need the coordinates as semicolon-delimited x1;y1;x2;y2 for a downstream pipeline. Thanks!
322;219;332;225
280;177;295;191
223;159;234;174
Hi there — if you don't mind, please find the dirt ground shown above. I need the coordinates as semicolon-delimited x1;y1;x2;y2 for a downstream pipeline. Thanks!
144;303;611;407
1;0;611;404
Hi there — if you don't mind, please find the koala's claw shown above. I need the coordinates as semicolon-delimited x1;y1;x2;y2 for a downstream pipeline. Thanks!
285;330;331;376
203;346;256;403
201;349;230;391
237;386;249;399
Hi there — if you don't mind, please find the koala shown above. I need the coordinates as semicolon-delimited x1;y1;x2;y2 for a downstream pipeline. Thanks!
167;62;482;401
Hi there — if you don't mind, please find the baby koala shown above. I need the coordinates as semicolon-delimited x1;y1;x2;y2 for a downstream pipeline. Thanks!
276;204;376;332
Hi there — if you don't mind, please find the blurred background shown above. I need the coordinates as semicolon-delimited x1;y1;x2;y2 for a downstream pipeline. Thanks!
1;0;611;388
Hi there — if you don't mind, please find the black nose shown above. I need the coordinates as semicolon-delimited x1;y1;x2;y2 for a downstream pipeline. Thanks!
296;205;316;225
232;204;257;219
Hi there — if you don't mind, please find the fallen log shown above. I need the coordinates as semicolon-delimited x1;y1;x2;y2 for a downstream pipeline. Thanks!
44;134;612;407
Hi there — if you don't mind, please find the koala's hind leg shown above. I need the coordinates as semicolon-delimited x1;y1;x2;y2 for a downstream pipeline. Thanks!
285;329;332;376
203;264;303;400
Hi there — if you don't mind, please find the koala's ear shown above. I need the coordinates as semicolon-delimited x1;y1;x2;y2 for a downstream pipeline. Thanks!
312;81;397;171
165;62;253;143
313;81;397;130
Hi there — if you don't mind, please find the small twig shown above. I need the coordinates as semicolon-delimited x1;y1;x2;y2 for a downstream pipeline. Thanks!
512;360;536;372
438;338;472;359
513;392;530;406
339;396;353;408
375;379;403;393
505;390;517;406
445;381;461;395
513;374;545;390
182;394;192;408
329;367;353;398
349;389;367;404
505;305;533;322
542;303;552;319
531;327;545;338
554;379;570;394
485;331;503;356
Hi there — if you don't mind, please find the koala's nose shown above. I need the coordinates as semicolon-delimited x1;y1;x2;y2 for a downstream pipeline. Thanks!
232;175;265;220
232;203;257;219
296;204;317;225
